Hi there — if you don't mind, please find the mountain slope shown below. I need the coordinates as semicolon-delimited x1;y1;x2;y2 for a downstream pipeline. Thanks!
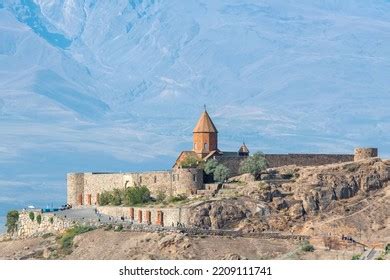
0;0;389;225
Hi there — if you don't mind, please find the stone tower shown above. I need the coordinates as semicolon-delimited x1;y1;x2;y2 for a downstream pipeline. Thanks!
193;108;218;158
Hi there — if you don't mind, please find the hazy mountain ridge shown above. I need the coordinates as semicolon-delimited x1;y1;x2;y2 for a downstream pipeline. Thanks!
0;0;389;227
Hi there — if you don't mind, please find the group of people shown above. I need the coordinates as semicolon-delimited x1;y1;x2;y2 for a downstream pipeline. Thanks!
172;222;186;228
341;234;356;243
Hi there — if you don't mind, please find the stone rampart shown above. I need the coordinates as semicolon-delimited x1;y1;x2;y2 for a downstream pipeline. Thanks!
172;167;203;195
214;156;247;177
354;148;378;161
68;169;203;206
67;173;84;207
265;154;354;168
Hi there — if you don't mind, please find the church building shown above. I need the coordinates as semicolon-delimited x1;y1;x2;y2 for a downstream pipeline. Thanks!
174;108;250;176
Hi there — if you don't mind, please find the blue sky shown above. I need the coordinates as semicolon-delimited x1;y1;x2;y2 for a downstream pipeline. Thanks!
0;0;389;231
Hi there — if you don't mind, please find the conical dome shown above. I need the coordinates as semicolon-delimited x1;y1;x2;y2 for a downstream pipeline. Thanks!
238;142;249;156
193;110;218;133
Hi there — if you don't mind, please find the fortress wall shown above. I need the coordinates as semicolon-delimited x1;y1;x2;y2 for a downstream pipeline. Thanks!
97;206;191;227
213;154;353;175
83;173;125;205
68;171;192;206
265;154;354;168
214;156;247;177
67;173;84;206
134;171;173;196
354;148;378;161
172;168;203;195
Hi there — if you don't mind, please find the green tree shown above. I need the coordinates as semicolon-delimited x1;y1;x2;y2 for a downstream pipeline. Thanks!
36;214;42;224
124;186;151;206
239;151;267;179
110;188;123;206
204;159;218;175
180;155;200;168
98;191;113;206
29;211;35;221
213;164;230;182
6;210;19;234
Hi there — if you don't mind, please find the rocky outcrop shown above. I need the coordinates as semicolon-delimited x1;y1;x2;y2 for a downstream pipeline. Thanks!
188;198;257;229
292;158;390;215
189;158;390;231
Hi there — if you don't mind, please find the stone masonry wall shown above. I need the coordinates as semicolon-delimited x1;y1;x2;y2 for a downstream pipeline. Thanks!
67;173;84;207
354;148;378;161
68;169;202;206
214;156;247;177
14;211;74;239
97;206;191;227
172;167;204;195
265;154;354;168
213;154;354;176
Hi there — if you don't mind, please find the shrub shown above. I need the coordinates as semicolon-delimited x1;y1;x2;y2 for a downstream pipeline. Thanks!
180;155;201;168
29;211;35;221
239;151;267;179
98;190;113;206
99;186;152;206
114;224;123;232
49;217;54;224
111;188;123;206
204;159;218;175
213;164;230;182
300;241;315;252
124;186;151;206
36;214;42;224
60;225;96;253
351;254;361;260
385;244;390;255
168;194;188;203
6;210;19;234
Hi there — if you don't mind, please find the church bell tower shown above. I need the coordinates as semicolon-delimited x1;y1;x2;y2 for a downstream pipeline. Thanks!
193;107;218;158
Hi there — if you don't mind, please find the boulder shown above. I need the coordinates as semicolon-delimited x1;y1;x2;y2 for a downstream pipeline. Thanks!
188;199;255;229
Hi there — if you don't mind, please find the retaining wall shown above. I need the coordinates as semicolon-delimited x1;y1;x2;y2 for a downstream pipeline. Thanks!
97;206;191;227
13;211;74;239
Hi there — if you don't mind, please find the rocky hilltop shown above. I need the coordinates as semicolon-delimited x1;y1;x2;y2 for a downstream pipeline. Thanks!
189;158;389;234
1;158;389;260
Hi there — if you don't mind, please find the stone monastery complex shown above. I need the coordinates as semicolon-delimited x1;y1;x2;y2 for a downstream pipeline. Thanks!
67;109;378;207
